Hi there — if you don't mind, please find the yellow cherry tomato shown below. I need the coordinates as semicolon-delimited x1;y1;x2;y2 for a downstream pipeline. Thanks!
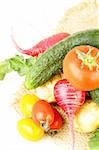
17;118;44;141
20;94;39;117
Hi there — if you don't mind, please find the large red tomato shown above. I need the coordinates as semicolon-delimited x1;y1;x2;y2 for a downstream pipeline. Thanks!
63;46;99;91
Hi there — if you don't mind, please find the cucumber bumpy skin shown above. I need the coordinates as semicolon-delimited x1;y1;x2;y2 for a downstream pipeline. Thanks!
25;29;99;89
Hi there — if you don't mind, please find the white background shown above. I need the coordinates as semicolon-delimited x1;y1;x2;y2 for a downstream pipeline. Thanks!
0;0;81;150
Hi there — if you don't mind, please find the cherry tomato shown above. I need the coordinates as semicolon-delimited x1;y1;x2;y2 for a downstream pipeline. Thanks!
20;94;39;117
32;100;54;131
63;46;99;91
50;108;63;130
17;118;44;141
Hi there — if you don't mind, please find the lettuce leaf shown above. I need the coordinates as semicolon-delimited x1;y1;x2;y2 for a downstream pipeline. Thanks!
0;55;36;79
0;60;12;80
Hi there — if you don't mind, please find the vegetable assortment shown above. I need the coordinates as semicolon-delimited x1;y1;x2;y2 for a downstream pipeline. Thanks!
0;29;99;90
25;29;99;89
0;28;99;149
17;94;63;141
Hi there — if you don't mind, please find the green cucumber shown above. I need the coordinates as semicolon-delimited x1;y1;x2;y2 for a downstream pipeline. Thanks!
25;29;99;89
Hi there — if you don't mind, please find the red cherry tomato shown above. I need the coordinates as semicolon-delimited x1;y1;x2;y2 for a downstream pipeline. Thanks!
32;100;54;131
50;108;63;130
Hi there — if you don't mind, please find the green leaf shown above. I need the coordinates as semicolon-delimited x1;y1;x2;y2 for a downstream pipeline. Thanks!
0;55;36;80
9;55;37;76
9;55;27;76
89;129;99;150
0;60;12;80
90;89;99;104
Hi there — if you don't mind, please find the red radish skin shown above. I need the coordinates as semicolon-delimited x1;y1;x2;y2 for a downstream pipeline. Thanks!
11;33;70;57
54;79;86;150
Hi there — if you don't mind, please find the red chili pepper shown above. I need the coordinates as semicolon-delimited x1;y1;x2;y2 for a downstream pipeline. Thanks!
12;33;70;57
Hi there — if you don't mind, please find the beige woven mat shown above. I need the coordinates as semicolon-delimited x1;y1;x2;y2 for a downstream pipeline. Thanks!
56;0;99;34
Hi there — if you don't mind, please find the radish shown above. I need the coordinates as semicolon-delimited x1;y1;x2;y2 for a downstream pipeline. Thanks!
12;33;70;57
54;79;86;150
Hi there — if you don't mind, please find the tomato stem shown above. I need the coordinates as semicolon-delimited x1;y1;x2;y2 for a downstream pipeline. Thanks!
76;47;99;72
40;117;50;132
